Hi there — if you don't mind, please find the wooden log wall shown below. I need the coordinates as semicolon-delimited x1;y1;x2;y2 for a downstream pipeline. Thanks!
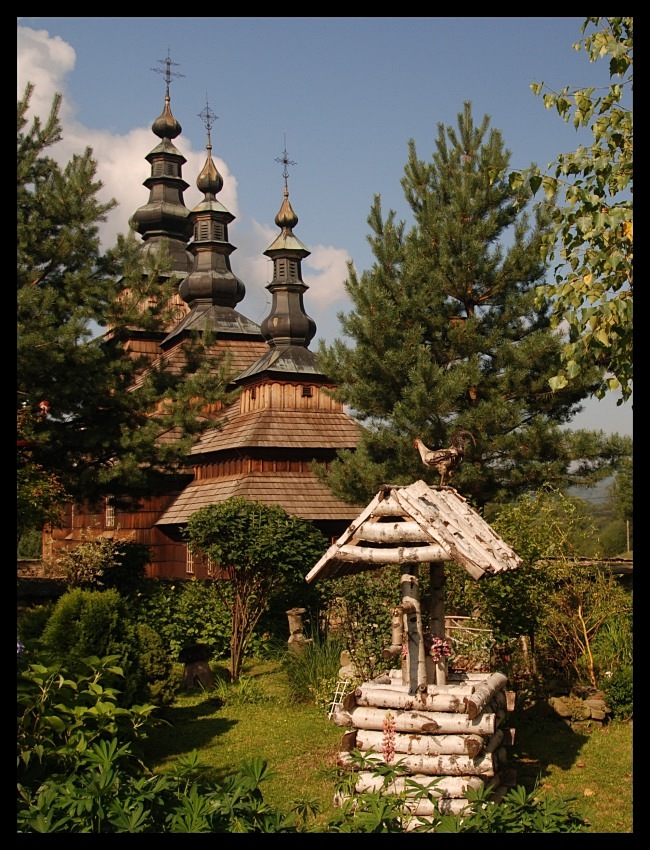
333;669;516;828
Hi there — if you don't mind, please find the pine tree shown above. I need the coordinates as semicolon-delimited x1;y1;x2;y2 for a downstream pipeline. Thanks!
17;84;236;530
316;102;630;507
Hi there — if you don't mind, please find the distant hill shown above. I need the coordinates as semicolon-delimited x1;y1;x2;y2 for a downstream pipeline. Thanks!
567;476;613;506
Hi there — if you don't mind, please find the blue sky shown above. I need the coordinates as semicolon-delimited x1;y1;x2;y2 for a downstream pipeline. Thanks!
17;17;632;437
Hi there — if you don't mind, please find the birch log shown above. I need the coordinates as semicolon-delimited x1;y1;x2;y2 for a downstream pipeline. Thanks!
351;771;487;798
350;684;469;712
382;605;407;659
386;668;476;694
337;750;496;776
464;672;508;720
351;522;433;543
428;560;447;686
333;704;500;736
401;572;427;691
352;728;485;758
334;544;450;563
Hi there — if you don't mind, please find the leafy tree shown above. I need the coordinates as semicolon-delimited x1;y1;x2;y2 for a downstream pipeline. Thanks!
510;17;633;401
609;455;632;527
184;498;327;681
17;83;238;531
316;101;629;507
454;487;632;688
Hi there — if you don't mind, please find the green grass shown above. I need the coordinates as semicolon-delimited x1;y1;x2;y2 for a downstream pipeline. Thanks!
511;703;633;833
142;659;344;825
142;658;632;833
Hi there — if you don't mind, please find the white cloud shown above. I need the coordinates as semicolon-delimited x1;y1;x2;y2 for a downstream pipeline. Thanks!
17;25;76;118
303;245;351;307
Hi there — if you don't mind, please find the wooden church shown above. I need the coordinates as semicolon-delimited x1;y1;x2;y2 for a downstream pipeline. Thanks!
42;60;363;579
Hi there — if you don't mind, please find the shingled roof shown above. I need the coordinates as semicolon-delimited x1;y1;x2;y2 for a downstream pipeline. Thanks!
157;470;362;525
306;480;523;583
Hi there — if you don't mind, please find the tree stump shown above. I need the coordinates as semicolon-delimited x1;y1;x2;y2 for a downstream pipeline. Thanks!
179;643;214;689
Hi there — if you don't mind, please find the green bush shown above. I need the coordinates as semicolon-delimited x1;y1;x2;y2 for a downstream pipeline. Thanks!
602;665;633;720
37;588;174;707
39;588;129;663
131;579;231;661
18;601;55;646
591;611;633;681
17;528;43;559
133;623;179;707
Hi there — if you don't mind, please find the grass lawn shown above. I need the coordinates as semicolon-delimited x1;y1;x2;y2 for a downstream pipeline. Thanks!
512;703;633;833
142;658;632;833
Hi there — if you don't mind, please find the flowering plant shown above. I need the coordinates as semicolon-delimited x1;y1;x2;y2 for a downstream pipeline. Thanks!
382;710;396;764
425;633;452;662
401;632;453;663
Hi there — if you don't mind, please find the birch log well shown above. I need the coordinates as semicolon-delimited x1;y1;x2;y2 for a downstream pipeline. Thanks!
333;704;501;736
337;750;496;777
350;684;471;712
351;728;486;759
352;772;487;798
463;672;508;720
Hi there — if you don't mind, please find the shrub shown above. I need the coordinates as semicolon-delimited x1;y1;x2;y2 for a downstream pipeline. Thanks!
601;665;633;720
17;654;159;797
39;588;130;664
131;579;231;661
50;537;150;594
37;588;175;707
17;655;299;833
17;528;43;559
591;611;633;681
18;601;55;646
133;623;178;707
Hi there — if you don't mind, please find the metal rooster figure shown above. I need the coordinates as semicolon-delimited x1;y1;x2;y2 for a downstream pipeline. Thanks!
413;430;476;487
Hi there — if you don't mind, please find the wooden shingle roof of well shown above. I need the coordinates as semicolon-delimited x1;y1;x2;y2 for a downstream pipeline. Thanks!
305;479;523;584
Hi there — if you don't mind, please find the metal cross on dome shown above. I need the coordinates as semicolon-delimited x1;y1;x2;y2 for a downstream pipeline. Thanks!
151;49;184;96
275;135;296;189
198;96;218;147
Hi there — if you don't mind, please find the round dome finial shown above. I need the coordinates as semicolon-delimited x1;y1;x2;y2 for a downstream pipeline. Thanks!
150;50;184;139
196;97;223;196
